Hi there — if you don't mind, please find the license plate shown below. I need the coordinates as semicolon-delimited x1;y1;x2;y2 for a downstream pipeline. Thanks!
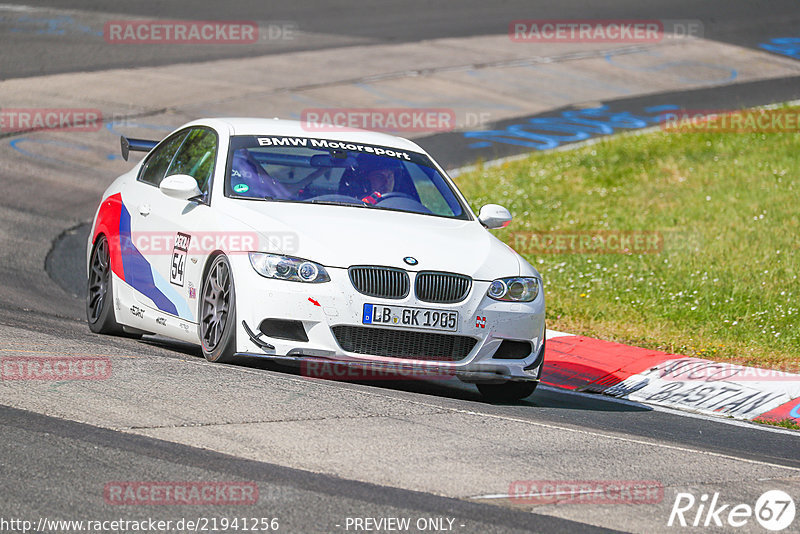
362;303;458;332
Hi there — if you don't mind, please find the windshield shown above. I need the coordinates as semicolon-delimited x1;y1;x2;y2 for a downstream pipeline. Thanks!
225;135;469;219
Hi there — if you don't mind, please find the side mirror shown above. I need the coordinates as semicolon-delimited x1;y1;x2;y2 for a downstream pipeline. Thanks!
160;174;202;200
478;204;512;229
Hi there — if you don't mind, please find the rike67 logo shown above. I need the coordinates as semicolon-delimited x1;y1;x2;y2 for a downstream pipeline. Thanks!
668;490;795;531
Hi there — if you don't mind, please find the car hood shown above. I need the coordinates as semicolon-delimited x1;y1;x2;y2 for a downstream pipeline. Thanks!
225;201;521;279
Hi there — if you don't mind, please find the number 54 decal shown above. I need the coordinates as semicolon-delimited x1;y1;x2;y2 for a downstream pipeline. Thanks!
170;233;191;286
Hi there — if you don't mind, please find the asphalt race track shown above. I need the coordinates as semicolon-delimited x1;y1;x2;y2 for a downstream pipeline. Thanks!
3;0;800;78
1;2;799;533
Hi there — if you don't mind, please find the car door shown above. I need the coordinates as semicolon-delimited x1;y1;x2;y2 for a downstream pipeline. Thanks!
128;127;219;326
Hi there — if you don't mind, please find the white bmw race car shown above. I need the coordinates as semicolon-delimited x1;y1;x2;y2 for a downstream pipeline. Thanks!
86;118;545;400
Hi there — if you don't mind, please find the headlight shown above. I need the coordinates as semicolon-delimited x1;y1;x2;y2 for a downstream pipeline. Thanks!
248;252;330;283
487;277;539;302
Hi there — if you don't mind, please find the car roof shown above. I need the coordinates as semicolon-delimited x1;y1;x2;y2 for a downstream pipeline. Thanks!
182;117;427;154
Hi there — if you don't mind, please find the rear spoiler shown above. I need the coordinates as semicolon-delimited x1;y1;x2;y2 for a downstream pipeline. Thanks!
120;136;158;161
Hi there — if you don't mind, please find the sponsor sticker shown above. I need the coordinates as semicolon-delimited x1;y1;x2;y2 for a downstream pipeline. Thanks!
256;137;412;161
188;282;197;300
170;233;190;286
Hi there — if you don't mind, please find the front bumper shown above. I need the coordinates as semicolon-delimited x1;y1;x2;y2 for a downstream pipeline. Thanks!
231;255;546;382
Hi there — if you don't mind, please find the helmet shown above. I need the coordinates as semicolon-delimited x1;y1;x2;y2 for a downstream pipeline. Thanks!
338;153;404;198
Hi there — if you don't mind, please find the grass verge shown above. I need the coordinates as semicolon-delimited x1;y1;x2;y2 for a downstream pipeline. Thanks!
453;107;799;369
756;418;800;430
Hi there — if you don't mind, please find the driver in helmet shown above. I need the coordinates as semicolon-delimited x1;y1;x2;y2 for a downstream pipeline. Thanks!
339;154;400;204
361;167;395;204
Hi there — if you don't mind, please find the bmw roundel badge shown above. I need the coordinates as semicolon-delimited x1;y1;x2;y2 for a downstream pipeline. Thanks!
403;256;418;266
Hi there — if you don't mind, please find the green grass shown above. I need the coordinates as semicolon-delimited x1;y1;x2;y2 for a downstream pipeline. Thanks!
453;109;800;369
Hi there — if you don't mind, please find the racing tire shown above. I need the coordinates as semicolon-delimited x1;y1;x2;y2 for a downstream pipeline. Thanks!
477;380;538;402
86;235;125;335
200;254;237;363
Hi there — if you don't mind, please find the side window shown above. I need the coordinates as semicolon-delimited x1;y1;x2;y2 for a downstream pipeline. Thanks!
139;131;189;186
165;128;218;194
